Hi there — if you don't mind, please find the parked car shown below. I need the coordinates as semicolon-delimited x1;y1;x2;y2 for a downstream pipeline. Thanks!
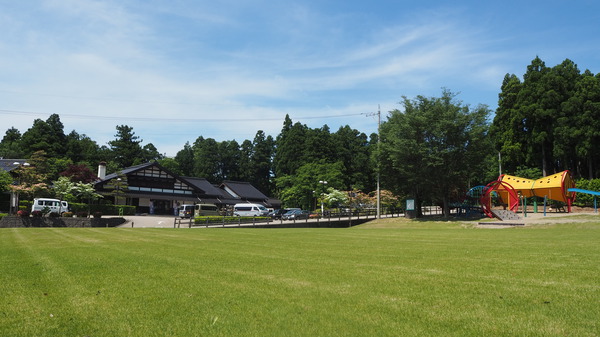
31;198;69;214
233;203;269;217
270;208;289;219
178;204;195;218
282;209;309;220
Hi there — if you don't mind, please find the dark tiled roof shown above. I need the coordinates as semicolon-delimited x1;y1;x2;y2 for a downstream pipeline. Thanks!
221;180;269;200
0;159;29;173
182;177;225;197
102;162;155;181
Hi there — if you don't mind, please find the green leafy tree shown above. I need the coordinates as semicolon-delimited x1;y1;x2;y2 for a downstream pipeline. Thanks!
73;182;103;216
65;131;103;167
323;188;349;209
0;170;13;193
52;176;74;211
275;161;345;210
380;89;490;217
157;158;181;176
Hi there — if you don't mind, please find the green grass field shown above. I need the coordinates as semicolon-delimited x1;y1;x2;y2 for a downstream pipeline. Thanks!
1;218;599;336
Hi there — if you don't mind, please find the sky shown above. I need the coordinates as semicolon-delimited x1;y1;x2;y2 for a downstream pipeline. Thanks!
1;0;600;157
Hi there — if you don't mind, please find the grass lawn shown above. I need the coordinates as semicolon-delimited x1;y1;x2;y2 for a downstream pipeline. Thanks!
1;218;599;336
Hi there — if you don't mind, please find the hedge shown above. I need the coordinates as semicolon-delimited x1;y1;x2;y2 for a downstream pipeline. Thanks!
194;216;271;225
573;179;600;207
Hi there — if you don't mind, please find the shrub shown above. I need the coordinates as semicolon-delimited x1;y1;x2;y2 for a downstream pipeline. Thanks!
17;210;29;217
62;212;74;217
76;211;88;218
49;212;60;218
31;210;43;217
93;211;102;218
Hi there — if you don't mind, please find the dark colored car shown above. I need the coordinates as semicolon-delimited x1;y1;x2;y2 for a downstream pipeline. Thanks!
281;209;309;220
270;209;289;219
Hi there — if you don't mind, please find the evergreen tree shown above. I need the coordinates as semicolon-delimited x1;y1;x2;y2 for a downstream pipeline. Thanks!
174;142;195;176
192;137;220;182
0;127;24;158
250;131;275;195
108;125;144;169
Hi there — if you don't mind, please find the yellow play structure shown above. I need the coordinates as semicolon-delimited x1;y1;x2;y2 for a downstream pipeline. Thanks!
481;170;576;218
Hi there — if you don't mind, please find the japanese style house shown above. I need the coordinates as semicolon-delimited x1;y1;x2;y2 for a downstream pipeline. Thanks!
94;161;280;215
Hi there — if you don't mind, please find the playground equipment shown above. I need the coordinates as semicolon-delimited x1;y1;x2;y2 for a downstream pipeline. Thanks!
481;170;576;218
568;188;600;213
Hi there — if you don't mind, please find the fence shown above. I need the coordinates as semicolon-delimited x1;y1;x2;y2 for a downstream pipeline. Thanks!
173;208;405;229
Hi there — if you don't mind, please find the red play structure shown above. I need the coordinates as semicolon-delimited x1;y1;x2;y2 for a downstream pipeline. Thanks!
480;170;576;218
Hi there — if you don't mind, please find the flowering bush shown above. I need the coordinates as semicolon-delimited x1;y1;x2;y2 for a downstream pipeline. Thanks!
31;210;43;217
17;210;30;217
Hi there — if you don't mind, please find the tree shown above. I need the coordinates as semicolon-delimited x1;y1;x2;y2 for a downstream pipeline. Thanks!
73;182;103;216
174;142;195;176
9;163;50;199
20;114;66;158
250;131;275;195
323;188;349;209
52;176;74;212
490;73;524;174
0;127;24;158
217;140;241;181
275;161;345;210
555;69;600;178
274;115;308;177
333;126;374;191
192;137;220;182
59;163;98;183
65;131;102;167
108;125;144;169
380;89;491;217
141;143;164;162
0;170;13;194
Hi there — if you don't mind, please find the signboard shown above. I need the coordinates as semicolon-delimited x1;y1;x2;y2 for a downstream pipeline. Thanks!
406;199;415;211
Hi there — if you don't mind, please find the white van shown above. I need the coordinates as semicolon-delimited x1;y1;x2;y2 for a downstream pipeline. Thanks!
194;204;220;217
31;198;69;214
233;203;269;217
178;204;195;218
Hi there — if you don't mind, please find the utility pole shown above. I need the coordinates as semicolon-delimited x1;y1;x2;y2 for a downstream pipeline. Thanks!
376;105;381;219
364;106;381;219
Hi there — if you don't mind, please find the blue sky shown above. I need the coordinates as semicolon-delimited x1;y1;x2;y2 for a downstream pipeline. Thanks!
1;0;599;156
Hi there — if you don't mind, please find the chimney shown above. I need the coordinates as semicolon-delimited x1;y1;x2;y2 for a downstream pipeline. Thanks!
97;161;107;180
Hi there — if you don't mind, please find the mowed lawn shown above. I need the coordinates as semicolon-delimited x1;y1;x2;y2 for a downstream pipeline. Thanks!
1;219;599;336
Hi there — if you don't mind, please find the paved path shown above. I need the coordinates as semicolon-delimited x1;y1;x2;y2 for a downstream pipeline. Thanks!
120;215;181;228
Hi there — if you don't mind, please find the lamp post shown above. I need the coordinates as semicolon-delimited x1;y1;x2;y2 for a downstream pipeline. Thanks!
318;180;327;214
9;161;29;215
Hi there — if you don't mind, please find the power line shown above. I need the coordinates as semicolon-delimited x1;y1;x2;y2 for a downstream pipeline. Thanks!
0;109;364;122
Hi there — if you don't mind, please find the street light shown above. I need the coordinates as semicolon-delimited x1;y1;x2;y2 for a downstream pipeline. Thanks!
9;161;29;215
318;180;327;214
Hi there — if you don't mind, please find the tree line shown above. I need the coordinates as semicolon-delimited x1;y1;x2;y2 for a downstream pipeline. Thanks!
2;57;599;214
